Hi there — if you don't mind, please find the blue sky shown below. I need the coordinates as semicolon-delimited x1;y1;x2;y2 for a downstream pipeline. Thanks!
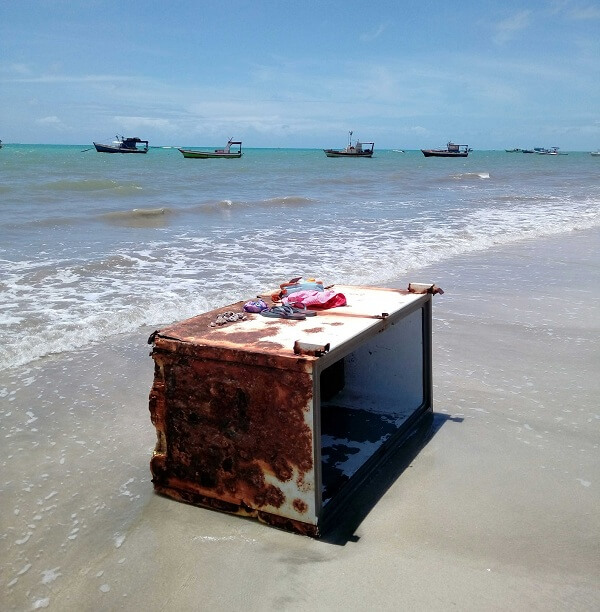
1;1;599;149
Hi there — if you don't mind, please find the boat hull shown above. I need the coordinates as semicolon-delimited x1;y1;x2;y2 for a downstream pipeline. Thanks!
93;142;148;153
421;149;468;157
178;149;242;159
323;149;373;158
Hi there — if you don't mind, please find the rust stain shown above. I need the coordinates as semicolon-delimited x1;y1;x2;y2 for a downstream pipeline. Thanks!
293;498;309;514
208;327;280;341
257;510;318;537
153;342;314;374
160;303;246;338
296;472;311;493
150;350;314;516
153;482;319;537
207;328;286;352
303;327;325;334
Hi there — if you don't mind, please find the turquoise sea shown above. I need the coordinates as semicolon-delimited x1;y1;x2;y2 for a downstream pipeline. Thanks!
1;144;599;370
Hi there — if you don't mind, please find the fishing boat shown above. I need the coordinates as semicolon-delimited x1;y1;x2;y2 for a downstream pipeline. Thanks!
421;142;470;157
93;135;149;153
536;147;567;155
591;150;600;156
505;148;522;152
179;138;242;159
323;131;374;157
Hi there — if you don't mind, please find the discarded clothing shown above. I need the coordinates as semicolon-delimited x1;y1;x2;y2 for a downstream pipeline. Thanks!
281;280;324;296
283;289;346;309
243;298;268;313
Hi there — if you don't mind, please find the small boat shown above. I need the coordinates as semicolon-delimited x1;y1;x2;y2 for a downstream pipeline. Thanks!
536;147;567;155
179;138;242;159
93;135;149;153
421;142;470;157
324;131;374;157
0;139;3;149
591;150;600;156
505;148;522;152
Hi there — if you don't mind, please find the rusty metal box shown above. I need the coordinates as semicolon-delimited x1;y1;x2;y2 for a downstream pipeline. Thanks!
148;285;433;537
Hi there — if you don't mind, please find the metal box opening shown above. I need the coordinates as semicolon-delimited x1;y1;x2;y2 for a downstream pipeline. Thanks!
318;306;427;509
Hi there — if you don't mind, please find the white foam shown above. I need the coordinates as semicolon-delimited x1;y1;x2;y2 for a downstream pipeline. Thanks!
40;567;61;585
17;563;32;575
15;532;32;545
114;533;126;548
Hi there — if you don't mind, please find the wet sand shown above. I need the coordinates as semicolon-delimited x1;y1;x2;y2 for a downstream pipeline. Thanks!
2;228;599;611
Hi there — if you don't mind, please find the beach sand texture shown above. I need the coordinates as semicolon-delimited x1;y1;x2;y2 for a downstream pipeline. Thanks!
2;229;599;611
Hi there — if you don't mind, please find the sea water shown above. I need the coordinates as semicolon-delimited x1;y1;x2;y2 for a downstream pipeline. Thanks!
1;144;599;370
2;145;600;611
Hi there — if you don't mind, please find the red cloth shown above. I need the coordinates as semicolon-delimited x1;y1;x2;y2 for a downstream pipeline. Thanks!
283;289;346;309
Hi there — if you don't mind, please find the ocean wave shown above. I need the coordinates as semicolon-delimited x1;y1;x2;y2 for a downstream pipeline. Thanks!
100;207;172;226
192;196;314;212
451;172;490;180
191;199;241;212
0;299;211;371
262;196;314;206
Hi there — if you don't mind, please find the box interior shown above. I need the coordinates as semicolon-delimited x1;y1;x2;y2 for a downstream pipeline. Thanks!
319;308;425;505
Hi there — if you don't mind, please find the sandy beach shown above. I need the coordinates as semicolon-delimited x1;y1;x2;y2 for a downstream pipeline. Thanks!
2;228;599;611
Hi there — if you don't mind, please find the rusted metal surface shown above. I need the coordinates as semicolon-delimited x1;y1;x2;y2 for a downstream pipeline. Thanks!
149;350;317;528
148;285;434;536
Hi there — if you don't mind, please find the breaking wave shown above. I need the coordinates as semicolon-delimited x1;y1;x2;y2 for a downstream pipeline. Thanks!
451;172;490;180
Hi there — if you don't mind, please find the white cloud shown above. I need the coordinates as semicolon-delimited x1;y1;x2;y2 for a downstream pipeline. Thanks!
568;5;600;20
360;23;389;42
493;10;531;45
36;116;66;129
112;116;174;131
5;63;32;76
0;73;144;85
